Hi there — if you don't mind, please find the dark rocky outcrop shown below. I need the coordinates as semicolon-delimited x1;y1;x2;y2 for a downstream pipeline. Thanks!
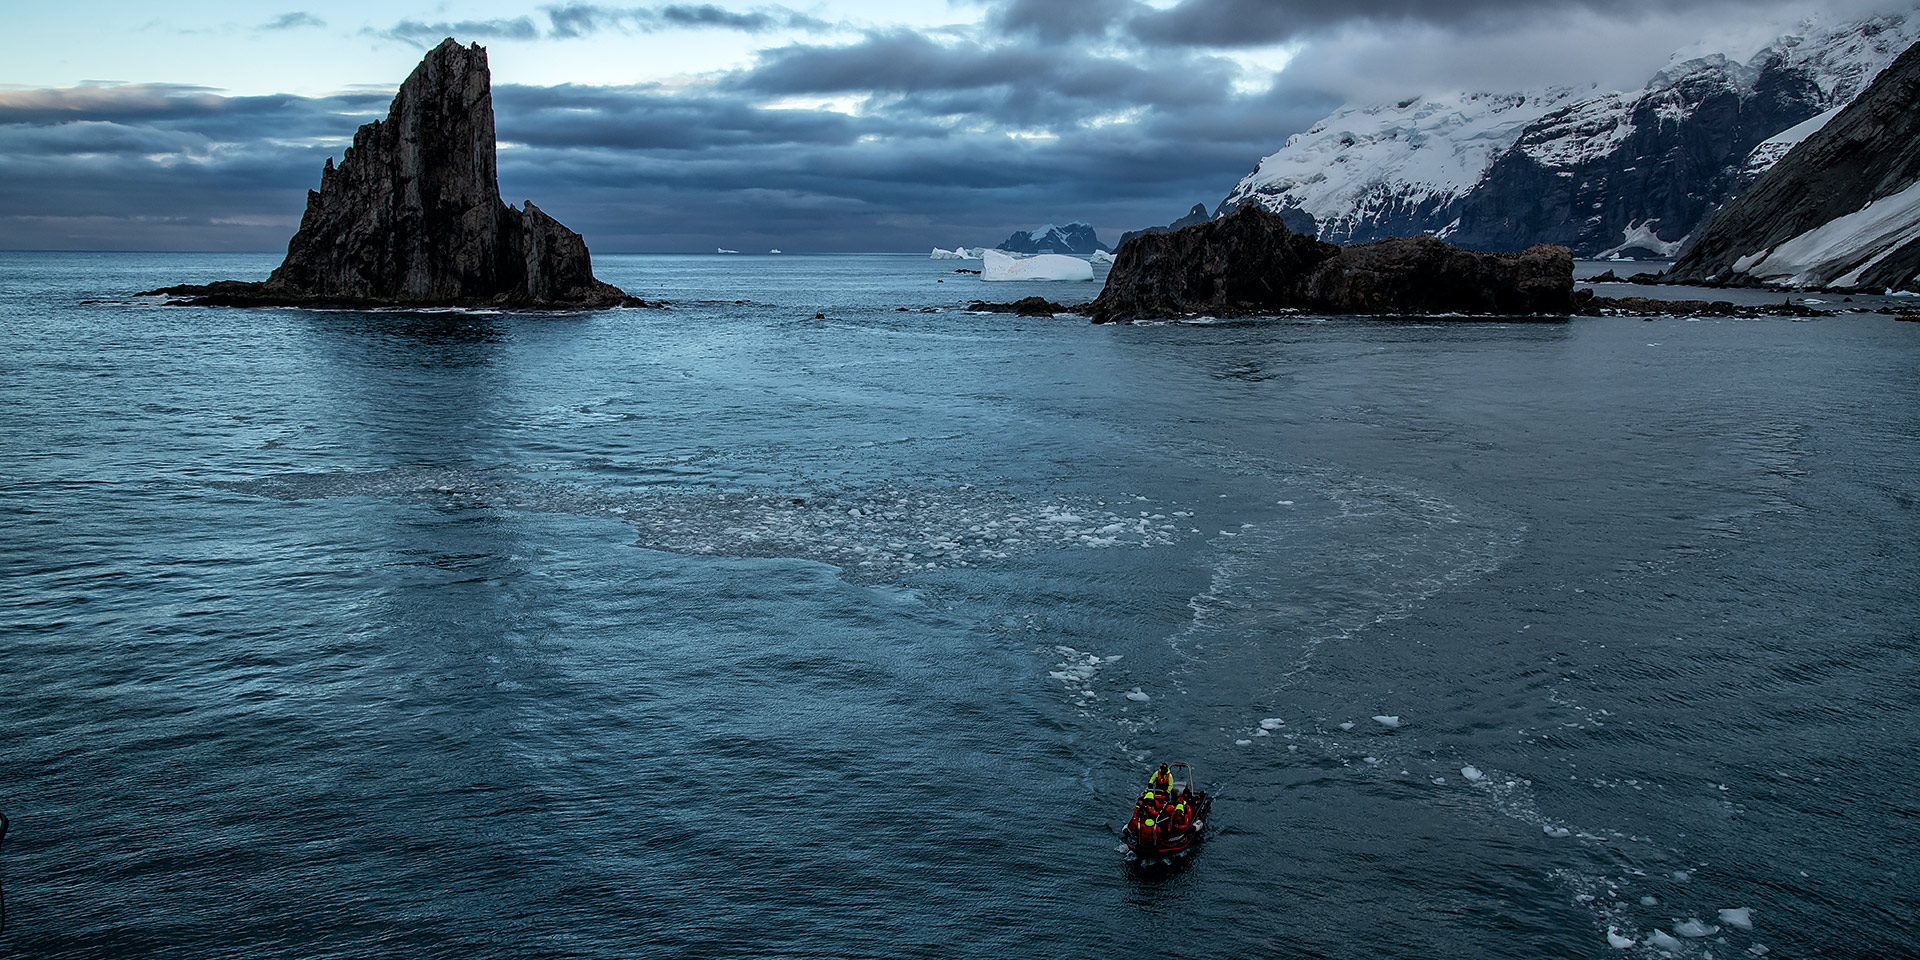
1088;204;1572;322
1664;39;1920;291
1116;203;1214;247
151;39;639;308
966;297;1071;316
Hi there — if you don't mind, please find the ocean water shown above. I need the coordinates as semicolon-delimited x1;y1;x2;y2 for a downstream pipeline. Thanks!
2;250;1916;959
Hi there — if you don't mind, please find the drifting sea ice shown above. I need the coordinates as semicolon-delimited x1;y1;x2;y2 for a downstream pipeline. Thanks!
982;249;1094;281
1718;907;1753;930
1647;930;1685;952
1673;919;1718;938
1259;718;1285;730
1338;721;1356;731
1125;688;1151;702
1372;715;1402;728
930;247;966;260
1606;928;1637;949
1460;765;1484;781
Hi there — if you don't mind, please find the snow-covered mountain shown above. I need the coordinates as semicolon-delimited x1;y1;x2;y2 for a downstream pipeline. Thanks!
1219;13;1920;257
1667;36;1920;290
995;222;1108;255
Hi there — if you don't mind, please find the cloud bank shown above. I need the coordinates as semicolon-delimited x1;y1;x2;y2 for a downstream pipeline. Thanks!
1;0;1911;251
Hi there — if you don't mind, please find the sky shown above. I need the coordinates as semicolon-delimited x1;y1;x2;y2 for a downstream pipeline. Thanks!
0;0;1907;252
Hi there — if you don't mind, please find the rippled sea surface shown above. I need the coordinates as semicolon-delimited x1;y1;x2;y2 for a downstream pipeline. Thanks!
3;251;1917;959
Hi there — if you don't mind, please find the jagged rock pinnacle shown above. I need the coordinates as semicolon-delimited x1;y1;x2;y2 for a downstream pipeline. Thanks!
154;38;638;308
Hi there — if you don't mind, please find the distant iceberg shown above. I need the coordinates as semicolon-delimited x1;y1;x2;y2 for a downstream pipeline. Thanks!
982;249;1094;281
930;247;967;260
1090;249;1115;265
717;247;739;254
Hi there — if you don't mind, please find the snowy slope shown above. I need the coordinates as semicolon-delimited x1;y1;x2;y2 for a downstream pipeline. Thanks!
1734;178;1920;286
1219;90;1577;244
1220;12;1920;255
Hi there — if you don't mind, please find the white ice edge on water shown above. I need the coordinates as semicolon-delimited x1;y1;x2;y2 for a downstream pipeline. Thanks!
981;249;1095;281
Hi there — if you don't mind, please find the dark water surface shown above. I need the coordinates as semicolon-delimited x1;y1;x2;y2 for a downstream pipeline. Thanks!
3;251;1916;959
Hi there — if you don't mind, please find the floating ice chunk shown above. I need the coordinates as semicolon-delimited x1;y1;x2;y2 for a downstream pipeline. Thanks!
1641;896;1660;907
1647;930;1684;953
930;247;966;260
1461;765;1484;781
1372;715;1402;728
1125;688;1150;703
1607;928;1637;949
1255;728;1271;736
1363;756;1380;764
1234;739;1253;746
1338;721;1356;731
982;249;1094;282
1543;826;1571;838
1718;907;1752;930
1673;919;1719;938
1671;870;1692;881
1748;945;1769;956
1259;718;1285;730
1090;249;1115;265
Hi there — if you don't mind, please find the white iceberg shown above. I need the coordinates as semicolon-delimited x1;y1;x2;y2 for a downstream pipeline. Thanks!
1461;765;1484;781
930;247;967;260
1090;249;1115;265
1371;715;1402;728
1718;907;1753;930
982;249;1094;282
1606;928;1637;949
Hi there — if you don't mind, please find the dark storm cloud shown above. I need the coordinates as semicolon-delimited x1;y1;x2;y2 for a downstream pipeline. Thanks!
1124;0;1707;46
260;12;325;31
543;4;833;38
374;17;542;47
730;29;1238;115
985;0;1145;42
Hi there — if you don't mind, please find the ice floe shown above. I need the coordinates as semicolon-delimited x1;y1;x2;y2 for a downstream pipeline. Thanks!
1371;715;1402;728
1673;918;1719;938
1259;718;1285;730
1717;906;1753;930
1647;930;1684;952
1461;765;1484;781
1124;688;1151;703
1606;928;1637;949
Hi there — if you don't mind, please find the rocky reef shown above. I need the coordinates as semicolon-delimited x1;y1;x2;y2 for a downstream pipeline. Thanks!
151;39;639;308
1087;204;1572;322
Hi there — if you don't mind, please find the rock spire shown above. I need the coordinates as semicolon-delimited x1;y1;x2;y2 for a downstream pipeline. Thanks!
155;39;635;308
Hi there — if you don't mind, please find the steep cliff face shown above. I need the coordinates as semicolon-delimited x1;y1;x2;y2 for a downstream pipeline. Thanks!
159;39;633;308
1089;204;1571;322
1665;38;1920;290
1217;14;1919;257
